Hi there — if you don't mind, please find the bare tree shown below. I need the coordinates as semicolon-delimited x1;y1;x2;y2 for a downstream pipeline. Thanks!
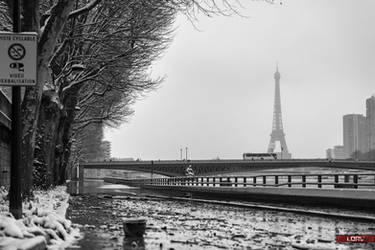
33;0;175;187
0;0;271;192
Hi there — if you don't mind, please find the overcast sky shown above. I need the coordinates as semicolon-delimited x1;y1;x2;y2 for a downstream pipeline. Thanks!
105;0;375;160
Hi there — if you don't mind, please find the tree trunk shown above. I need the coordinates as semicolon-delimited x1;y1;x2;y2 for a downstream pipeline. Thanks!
20;0;75;198
54;86;80;184
21;67;51;197
34;92;61;189
54;117;67;185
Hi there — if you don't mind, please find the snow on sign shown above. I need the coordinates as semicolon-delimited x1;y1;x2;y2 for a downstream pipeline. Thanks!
0;32;37;86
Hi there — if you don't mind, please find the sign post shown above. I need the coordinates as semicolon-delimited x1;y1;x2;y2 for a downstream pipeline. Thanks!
0;32;37;85
8;0;22;219
1;0;37;219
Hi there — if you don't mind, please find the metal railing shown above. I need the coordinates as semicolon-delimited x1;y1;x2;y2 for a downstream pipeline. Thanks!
111;173;375;190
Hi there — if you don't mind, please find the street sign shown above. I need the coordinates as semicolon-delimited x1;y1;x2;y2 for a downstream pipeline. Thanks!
0;32;37;86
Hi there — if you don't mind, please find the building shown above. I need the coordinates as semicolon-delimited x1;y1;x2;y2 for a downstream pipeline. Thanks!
327;95;375;160
343;114;368;158
101;140;111;160
326;148;333;159
0;89;11;187
332;145;346;159
326;146;346;159
367;96;375;153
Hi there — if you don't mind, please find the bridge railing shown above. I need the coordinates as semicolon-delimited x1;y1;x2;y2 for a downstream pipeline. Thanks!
114;173;375;190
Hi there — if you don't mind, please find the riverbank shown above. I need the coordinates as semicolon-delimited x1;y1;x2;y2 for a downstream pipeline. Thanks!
67;193;375;250
0;186;81;249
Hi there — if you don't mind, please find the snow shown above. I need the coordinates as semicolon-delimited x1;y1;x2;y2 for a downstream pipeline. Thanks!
71;64;85;71
98;184;135;189
0;186;81;249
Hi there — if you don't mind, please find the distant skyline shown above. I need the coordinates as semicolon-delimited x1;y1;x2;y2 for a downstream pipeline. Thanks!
105;0;375;160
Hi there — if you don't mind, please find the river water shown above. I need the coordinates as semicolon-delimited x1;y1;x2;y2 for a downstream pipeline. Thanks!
66;180;375;250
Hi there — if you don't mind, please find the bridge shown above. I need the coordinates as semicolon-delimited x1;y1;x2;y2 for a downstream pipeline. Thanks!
80;159;375;177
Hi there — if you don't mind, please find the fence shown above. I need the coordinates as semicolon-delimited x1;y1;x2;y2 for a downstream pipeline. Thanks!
113;173;375;190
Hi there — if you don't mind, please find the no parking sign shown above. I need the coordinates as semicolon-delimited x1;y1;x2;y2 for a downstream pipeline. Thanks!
0;32;37;86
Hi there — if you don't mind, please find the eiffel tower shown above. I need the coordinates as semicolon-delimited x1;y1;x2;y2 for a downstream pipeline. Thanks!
267;66;292;159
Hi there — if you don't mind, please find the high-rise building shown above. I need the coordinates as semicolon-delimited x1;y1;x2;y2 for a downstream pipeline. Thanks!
328;96;375;160
366;96;375;153
101;140;111;160
343;114;367;158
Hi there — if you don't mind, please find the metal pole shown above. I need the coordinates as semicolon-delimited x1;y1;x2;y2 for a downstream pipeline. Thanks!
185;147;188;160
180;148;182;160
9;0;22;219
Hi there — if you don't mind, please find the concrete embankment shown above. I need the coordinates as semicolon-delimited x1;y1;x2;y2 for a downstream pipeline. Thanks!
105;177;375;209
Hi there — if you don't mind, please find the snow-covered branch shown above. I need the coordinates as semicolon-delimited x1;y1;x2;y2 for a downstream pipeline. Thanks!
68;0;102;19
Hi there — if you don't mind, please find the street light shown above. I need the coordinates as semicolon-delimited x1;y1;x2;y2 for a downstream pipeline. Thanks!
185;147;188;160
151;160;154;180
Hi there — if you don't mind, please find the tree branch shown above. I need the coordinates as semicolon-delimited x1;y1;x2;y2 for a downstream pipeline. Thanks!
69;0;102;19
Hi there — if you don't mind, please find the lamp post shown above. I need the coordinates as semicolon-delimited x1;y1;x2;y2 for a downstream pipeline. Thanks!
151;160;154;179
185;147;188;160
180;148;183;161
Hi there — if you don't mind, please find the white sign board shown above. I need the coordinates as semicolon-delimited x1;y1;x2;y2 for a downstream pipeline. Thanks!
0;32;37;86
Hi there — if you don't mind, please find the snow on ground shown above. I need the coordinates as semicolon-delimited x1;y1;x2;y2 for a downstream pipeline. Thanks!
0;186;81;249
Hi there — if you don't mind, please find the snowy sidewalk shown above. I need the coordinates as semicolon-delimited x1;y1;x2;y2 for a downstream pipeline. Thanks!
0;186;80;250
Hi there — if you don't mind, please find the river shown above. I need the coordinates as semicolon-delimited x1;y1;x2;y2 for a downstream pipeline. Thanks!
66;180;375;249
